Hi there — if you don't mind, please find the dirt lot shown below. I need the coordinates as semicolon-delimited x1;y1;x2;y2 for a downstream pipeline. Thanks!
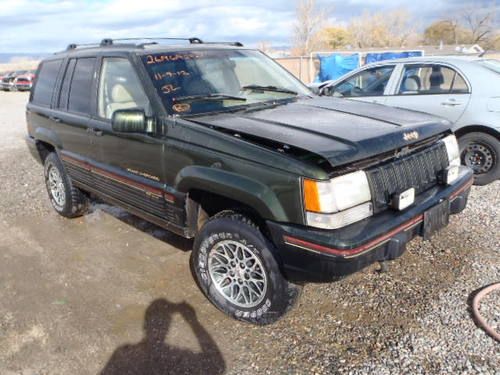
0;91;499;375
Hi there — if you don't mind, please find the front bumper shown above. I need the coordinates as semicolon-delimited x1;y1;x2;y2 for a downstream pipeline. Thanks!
267;166;473;282
15;83;32;90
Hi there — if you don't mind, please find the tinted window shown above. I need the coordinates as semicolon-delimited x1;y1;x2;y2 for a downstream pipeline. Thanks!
32;60;63;106
68;58;96;114
331;66;394;97
58;59;76;109
98;58;150;119
399;64;469;95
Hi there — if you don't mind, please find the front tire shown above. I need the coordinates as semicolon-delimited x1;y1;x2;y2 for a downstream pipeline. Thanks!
192;213;300;325
459;132;499;186
44;152;89;218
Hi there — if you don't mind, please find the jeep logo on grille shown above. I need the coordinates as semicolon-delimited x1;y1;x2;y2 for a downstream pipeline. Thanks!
403;131;419;141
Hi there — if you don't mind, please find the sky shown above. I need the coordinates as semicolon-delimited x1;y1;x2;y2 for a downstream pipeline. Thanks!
0;0;495;53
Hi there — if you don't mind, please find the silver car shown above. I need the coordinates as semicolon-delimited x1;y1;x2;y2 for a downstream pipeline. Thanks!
319;56;500;185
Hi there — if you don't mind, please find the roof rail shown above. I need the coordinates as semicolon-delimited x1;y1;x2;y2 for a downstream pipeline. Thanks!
64;37;244;52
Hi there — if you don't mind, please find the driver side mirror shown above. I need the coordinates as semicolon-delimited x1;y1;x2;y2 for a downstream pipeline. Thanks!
111;109;154;133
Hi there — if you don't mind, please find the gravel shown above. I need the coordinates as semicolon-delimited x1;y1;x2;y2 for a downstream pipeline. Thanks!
1;92;499;374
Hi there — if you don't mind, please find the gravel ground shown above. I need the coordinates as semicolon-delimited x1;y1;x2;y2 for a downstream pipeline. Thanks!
0;92;499;374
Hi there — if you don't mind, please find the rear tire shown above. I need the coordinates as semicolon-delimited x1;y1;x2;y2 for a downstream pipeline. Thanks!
192;213;301;325
44;152;89;218
459;132;499;186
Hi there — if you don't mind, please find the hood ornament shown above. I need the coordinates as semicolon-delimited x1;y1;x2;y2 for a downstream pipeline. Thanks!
403;131;419;141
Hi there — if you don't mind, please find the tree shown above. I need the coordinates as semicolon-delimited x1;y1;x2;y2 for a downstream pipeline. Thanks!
424;20;465;44
322;26;352;49
387;9;418;47
292;0;327;55
459;5;496;44
347;9;415;48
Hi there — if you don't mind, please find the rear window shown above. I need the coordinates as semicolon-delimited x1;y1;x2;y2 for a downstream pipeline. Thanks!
32;60;63;106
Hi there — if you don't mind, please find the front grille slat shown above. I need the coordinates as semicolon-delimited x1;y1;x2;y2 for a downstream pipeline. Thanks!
366;141;448;213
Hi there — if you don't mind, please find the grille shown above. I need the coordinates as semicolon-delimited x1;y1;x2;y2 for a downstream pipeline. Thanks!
366;141;449;213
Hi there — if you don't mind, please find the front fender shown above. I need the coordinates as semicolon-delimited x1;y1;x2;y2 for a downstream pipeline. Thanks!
175;166;289;222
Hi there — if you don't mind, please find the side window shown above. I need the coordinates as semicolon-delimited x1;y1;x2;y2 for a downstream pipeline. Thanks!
68;58;96;114
332;66;394;97
58;59;76;109
399;64;469;95
98;58;150;120
32;59;63;107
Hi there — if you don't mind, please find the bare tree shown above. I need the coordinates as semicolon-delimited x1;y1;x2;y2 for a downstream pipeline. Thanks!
459;4;496;44
385;9;417;47
347;9;415;48
292;0;327;55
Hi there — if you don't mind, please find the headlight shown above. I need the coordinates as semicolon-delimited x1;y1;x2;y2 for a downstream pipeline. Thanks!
442;134;460;167
303;171;373;229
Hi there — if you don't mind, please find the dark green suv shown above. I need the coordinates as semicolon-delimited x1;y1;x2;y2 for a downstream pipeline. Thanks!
26;38;473;325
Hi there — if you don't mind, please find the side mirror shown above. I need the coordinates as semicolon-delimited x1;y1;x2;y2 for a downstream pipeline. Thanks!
112;109;153;133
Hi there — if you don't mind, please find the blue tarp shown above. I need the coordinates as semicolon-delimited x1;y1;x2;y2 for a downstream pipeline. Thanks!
365;51;423;64
315;53;360;82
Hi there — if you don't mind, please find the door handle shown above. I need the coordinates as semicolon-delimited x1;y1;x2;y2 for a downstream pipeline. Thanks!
441;99;463;106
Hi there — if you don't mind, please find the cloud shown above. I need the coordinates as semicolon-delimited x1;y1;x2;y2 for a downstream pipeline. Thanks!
0;0;495;53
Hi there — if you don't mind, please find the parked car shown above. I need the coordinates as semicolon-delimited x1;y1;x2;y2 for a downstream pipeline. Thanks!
13;70;36;91
1;70;28;91
26;38;473;325
318;56;500;185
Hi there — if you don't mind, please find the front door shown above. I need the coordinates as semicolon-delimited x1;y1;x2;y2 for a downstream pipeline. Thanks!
87;57;172;220
328;65;397;105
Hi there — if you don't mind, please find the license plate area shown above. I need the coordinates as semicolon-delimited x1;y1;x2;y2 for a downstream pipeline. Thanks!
423;199;450;240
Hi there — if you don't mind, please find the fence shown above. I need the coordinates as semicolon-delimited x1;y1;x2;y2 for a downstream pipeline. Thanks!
276;50;426;84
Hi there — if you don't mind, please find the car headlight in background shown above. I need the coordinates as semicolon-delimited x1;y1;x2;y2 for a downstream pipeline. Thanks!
303;171;373;230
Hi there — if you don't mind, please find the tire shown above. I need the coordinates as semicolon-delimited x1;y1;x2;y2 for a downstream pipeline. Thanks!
192;212;301;325
44;152;89;218
459;132;500;186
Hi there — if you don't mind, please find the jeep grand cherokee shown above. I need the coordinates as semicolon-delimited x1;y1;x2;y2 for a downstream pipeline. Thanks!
26;38;473;325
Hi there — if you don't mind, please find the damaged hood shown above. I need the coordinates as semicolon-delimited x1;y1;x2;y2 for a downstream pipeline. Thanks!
191;97;451;167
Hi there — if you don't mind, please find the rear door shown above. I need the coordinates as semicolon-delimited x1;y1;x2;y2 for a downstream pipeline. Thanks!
326;65;397;105
384;63;471;123
52;57;97;160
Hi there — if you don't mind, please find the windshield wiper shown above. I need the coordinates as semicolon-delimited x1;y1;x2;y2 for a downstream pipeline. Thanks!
174;93;247;103
241;85;298;95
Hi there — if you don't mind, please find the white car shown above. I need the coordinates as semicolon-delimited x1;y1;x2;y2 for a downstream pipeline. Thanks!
319;56;500;185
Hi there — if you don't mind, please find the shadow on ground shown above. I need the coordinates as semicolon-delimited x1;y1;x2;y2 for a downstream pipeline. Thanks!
100;299;226;375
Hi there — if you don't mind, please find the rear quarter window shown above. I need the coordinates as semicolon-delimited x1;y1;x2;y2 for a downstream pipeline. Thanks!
32;59;63;107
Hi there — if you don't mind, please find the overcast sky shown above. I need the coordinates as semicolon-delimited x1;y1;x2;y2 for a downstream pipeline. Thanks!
0;0;495;53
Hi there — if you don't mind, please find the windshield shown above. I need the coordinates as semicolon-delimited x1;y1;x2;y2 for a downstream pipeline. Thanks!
477;59;500;74
141;49;311;115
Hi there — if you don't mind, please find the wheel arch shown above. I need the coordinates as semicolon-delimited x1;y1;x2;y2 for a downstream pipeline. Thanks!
455;125;500;141
175;166;289;224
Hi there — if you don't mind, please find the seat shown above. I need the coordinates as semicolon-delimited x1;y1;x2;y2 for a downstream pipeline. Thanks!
401;75;421;93
429;67;444;93
106;84;138;119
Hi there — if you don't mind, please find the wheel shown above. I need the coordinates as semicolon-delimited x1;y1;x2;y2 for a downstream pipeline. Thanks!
192;212;301;325
44;152;89;217
459;132;500;186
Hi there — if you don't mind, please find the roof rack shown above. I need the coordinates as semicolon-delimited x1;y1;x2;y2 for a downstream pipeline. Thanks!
65;37;243;51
